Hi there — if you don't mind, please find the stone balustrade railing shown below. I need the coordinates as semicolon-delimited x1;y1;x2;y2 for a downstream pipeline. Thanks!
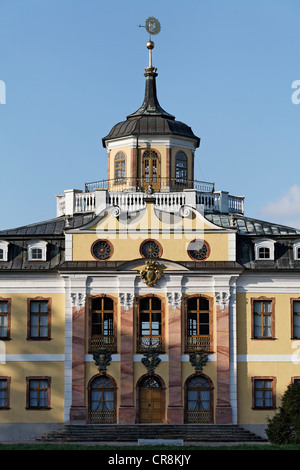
56;187;244;218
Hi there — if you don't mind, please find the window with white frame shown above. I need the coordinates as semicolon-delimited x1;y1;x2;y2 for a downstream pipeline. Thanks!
27;240;47;261
0;241;9;261
254;239;275;260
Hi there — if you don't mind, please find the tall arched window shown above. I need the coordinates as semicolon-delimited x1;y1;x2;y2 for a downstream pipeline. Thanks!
175;151;187;184
89;296;116;352
137;296;164;352
185;375;213;423
114;152;126;183
185;296;212;352
89;375;116;423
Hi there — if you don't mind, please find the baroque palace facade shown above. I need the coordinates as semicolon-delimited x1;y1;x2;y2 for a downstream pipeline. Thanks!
1;37;300;440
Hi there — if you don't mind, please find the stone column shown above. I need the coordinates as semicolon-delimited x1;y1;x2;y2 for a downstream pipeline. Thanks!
70;290;87;422
167;291;184;424
118;292;135;424
215;290;232;424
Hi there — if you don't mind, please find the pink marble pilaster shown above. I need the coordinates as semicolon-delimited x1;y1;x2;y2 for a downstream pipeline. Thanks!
70;302;86;422
119;304;135;423
167;294;184;424
215;301;232;424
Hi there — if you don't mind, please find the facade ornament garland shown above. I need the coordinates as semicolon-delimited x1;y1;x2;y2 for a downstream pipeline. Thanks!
141;348;161;372
119;292;135;311
71;292;86;312
93;349;112;372
166;292;182;311
189;349;208;371
215;291;230;311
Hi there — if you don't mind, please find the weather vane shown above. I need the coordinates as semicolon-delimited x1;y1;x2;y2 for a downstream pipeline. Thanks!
138;17;161;40
138;17;161;72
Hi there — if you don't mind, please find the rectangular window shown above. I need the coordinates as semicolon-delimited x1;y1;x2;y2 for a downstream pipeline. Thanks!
89;296;116;353
0;299;10;339
252;377;276;409
252;298;274;339
26;377;50;409
0;378;10;409
292;300;300;339
186;296;211;352
27;298;51;340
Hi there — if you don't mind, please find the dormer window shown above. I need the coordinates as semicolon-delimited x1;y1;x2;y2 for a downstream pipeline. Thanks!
254;239;275;261
27;240;47;262
293;240;300;260
0;241;9;262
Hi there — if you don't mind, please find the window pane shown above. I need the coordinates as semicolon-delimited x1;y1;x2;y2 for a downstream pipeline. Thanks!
294;301;300;313
0;302;7;313
253;301;261;313
30;301;39;313
39;301;48;313
263;301;271;313
0;315;7;337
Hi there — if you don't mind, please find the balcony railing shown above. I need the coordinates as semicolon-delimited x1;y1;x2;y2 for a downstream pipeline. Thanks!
138;336;164;352
57;178;244;217
89;335;115;353
186;336;211;352
85;177;215;194
185;409;213;423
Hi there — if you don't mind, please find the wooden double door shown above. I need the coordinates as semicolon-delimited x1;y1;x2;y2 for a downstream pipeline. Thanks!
139;376;164;423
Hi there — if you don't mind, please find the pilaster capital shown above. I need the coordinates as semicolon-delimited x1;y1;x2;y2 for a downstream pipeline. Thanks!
71;292;86;312
167;291;182;311
215;291;230;311
119;292;135;311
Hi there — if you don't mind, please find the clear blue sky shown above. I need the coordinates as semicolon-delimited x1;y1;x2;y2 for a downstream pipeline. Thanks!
1;0;300;230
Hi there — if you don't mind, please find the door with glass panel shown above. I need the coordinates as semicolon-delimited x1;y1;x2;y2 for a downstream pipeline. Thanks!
185;375;213;423
142;150;160;192
89;376;116;423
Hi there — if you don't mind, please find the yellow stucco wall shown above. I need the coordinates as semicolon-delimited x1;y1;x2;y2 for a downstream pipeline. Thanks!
237;291;300;425
72;204;230;262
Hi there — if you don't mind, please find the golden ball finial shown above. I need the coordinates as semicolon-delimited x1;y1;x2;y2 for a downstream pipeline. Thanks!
147;40;154;50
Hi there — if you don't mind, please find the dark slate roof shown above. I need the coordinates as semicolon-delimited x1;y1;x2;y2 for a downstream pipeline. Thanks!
0;213;96;271
0;213;96;238
102;71;200;147
205;213;300;236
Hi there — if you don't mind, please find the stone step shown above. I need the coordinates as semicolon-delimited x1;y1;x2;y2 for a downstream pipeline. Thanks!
38;424;267;443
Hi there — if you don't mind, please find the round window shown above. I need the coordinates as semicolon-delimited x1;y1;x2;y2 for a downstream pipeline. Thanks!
91;240;113;260
140;239;162;259
187;239;210;261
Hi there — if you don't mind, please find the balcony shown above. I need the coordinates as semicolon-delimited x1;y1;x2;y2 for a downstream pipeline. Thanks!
56;177;244;218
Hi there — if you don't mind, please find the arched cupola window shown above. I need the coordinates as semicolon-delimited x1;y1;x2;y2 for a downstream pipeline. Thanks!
114;152;126;183
175;151;187;184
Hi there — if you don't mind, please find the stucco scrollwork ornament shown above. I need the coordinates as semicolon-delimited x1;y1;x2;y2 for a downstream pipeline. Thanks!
215;291;230;311
119;292;134;311
179;205;191;218
93;349;112;372
111;206;121;218
71;292;86;312
189;349;208;372
141;348;161;372
167;292;182;311
140;260;163;287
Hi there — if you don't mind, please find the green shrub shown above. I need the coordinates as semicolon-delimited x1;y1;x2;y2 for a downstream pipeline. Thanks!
266;383;300;444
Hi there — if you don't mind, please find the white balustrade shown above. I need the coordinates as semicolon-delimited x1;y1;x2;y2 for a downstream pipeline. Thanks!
74;192;96;213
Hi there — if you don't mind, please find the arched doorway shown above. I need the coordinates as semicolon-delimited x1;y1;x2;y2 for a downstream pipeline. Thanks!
138;375;164;423
88;375;116;424
185;374;214;423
